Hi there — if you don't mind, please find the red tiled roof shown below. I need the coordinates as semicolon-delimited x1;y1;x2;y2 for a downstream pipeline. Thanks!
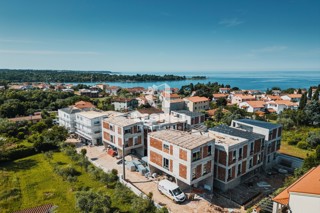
185;96;209;102
273;166;320;205
13;204;54;213
74;101;95;109
245;101;266;108
213;93;229;99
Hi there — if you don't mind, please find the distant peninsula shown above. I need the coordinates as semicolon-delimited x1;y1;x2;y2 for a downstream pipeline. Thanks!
0;69;206;83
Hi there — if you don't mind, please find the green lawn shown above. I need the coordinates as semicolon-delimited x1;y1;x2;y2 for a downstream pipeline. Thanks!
279;126;319;159
0;152;129;213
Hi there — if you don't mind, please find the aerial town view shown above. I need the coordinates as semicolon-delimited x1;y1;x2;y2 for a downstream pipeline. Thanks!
0;1;319;213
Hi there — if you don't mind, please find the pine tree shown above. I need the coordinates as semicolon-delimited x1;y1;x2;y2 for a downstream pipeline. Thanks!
299;93;307;109
312;88;319;101
308;87;312;99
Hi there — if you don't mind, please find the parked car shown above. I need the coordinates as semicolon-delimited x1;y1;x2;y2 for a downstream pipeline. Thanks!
158;179;186;203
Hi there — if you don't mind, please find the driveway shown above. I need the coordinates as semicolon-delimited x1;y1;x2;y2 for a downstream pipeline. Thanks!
76;145;238;213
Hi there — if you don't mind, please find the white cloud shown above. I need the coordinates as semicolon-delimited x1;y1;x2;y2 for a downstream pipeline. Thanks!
252;46;288;53
219;18;244;27
0;49;100;55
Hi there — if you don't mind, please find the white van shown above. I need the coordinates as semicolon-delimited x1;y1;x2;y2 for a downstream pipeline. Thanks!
158;179;186;203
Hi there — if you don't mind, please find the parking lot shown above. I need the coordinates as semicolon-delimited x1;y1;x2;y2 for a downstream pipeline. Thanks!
76;145;240;213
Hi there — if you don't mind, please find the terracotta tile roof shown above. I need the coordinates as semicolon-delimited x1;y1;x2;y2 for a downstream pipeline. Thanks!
266;95;282;100
273;100;298;106
245;101;267;108
74;101;95;109
213;93;229;99
184;96;209;102
13;204;54;213
287;94;302;98
234;94;256;100
273;166;320;205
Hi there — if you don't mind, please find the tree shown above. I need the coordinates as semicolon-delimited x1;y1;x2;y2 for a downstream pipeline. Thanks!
81;149;87;158
298;93;307;110
216;98;227;107
312;88;319;101
76;190;111;213
307;87;313;99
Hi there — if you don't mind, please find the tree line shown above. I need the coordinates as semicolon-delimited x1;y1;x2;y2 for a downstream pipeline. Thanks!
0;69;188;82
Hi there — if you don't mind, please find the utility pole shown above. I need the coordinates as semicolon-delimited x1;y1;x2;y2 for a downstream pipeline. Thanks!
122;141;126;180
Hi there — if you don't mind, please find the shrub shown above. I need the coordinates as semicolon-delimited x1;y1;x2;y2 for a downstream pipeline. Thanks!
0;147;36;162
53;164;80;182
76;190;111;213
297;141;309;150
288;138;301;145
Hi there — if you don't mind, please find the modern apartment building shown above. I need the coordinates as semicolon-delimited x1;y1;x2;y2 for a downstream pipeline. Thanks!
231;119;282;170
102;116;144;156
170;110;205;129
148;130;215;190
58;101;95;133
208;125;265;191
75;110;118;145
183;96;210;112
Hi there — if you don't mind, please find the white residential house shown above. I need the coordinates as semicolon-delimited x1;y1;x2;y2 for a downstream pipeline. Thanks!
58;101;95;133
272;166;320;213
231;94;256;105
281;94;302;103
75;111;121;145
170;110;205;129
239;101;267;113
148;130;215;190
219;88;231;94
267;100;299;114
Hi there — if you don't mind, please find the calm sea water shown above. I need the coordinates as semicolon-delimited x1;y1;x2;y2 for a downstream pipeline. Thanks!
72;71;320;91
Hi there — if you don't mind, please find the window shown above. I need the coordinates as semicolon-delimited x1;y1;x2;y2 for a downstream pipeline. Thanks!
192;150;201;162
203;164;207;175
124;128;131;134
276;140;281;150
163;158;169;170
137;125;142;133
110;125;113;131
249;158;253;168
238;164;241;175
257;154;261;164
94;130;100;134
239;147;243;159
232;150;236;161
93;121;100;126
208;145;212;156
273;152;276;160
163;144;169;151
110;135;114;143
134;137;138;146
267;155;270;163
250;142;254;155
192;168;196;180
228;168;232;180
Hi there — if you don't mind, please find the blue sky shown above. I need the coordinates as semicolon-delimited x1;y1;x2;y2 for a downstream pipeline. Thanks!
0;0;319;72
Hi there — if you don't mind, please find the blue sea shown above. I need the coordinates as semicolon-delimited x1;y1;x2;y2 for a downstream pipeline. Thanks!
73;71;320;91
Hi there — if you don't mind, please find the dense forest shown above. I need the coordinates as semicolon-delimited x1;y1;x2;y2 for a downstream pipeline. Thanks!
0;90;90;118
0;69;201;83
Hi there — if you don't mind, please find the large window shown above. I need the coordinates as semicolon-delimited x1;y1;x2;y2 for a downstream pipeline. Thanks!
238;164;241;175
192;150;201;162
110;135;114;143
239;147;243;159
163;144;169;151
124;128;131;134
208;145;212;156
163;158;169;170
250;142;254;155
232;150;236;161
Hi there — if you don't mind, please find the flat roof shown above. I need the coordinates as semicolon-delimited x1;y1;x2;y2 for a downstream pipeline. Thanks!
173;110;204;117
149;129;213;150
76;110;115;119
235;119;281;130
104;116;142;127
210;125;264;140
208;131;246;146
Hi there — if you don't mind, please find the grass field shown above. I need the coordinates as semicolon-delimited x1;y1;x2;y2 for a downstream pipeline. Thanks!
0;152;130;213
279;126;319;159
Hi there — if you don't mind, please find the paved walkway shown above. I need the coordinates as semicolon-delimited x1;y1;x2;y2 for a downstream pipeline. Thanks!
75;145;229;213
